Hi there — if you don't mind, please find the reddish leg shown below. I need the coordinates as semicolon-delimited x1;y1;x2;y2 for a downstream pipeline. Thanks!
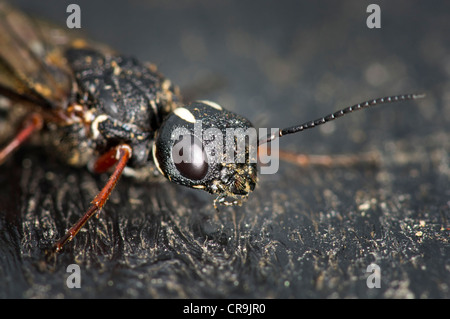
0;113;43;164
49;144;132;256
91;146;124;174
277;149;380;167
258;145;380;167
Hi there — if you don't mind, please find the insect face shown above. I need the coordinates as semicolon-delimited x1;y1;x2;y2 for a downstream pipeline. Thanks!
153;101;258;206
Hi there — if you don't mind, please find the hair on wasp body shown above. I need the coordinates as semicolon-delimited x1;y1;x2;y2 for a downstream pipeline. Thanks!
0;3;425;258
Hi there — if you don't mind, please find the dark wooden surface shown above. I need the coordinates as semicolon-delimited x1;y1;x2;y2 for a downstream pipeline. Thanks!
0;0;449;299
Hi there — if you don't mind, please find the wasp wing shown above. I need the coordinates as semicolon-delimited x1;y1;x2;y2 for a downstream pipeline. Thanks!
0;2;78;110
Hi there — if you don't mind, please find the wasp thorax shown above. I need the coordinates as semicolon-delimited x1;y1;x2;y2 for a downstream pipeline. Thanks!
153;101;258;203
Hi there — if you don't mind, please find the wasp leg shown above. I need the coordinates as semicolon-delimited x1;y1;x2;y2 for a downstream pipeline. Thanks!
48;143;132;257
214;194;246;211
277;149;381;167
258;144;380;168
90;145;127;174
0;113;43;164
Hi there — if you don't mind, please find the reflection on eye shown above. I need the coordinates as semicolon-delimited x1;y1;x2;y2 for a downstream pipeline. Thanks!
172;135;208;180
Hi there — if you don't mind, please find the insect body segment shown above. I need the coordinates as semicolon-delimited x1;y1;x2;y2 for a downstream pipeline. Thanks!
64;47;180;168
154;101;258;208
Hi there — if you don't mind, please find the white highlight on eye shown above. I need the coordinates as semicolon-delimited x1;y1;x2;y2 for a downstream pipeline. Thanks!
173;107;196;123
197;100;223;110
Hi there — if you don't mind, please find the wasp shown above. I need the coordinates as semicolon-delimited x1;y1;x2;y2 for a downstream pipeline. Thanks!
0;3;424;257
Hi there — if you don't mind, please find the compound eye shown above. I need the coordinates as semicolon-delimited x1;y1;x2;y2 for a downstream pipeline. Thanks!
172;135;208;181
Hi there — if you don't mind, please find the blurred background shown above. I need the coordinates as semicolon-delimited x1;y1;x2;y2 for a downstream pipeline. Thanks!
1;0;449;299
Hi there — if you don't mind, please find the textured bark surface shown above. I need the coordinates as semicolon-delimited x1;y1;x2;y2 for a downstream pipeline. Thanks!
1;0;449;298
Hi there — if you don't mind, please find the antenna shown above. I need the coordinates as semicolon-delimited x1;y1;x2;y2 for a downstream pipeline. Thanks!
258;93;426;146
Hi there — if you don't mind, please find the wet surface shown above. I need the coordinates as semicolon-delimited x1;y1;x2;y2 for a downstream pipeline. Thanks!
0;0;449;298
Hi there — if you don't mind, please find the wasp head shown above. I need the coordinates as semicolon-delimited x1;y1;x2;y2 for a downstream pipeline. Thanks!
153;101;258;207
